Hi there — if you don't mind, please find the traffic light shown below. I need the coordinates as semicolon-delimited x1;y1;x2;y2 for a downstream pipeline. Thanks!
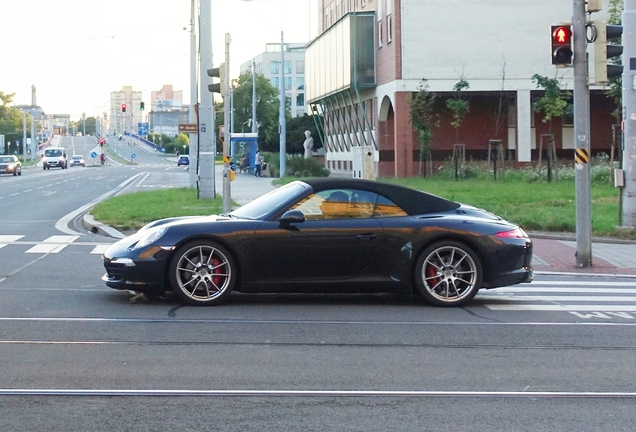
593;20;623;84
207;63;226;94
551;24;573;66
121;103;127;113
140;101;145;111
99;139;104;147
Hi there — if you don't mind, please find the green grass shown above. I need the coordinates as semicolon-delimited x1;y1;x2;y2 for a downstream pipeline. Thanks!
381;177;623;237
91;188;222;231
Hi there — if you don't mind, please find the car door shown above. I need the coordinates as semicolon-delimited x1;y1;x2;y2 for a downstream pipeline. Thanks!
249;189;383;285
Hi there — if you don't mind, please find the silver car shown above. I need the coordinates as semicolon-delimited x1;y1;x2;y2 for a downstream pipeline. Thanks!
0;155;22;176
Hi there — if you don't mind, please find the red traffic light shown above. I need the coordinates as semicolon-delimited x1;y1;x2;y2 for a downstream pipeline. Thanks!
552;26;572;44
121;103;127;113
551;24;573;65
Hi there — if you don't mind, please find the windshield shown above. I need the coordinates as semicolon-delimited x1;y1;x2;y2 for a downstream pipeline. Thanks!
0;156;13;163
230;181;308;220
45;149;63;157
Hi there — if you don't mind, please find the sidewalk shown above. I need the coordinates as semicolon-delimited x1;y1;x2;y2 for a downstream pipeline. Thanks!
530;235;636;277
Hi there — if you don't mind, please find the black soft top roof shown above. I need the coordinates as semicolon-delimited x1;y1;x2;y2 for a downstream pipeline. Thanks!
301;178;460;215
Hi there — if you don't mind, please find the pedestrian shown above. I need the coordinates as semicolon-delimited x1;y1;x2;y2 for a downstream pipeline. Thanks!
254;150;263;177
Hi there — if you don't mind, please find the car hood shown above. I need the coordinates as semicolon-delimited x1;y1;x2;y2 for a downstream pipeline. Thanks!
139;214;233;232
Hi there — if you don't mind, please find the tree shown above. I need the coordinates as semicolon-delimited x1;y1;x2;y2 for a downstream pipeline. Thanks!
606;0;623;122
531;74;570;133
446;79;470;143
0;92;22;136
231;71;284;152
409;79;439;176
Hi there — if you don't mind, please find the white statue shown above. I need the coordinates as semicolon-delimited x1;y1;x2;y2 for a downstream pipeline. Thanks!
303;130;314;159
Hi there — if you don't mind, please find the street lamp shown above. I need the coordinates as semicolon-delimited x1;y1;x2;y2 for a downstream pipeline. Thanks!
242;0;286;178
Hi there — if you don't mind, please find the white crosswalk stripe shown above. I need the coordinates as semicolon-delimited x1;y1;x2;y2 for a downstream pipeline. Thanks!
0;235;111;254
480;281;636;312
25;235;79;254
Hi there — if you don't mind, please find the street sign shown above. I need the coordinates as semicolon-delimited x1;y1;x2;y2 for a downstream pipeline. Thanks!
131;153;136;159
179;123;198;133
138;122;149;136
90;151;97;159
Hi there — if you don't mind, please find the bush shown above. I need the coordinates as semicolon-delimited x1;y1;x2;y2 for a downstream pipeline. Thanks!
435;157;618;185
265;153;328;178
285;155;329;177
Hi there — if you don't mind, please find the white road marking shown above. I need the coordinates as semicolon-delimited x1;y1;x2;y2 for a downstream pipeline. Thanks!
90;244;110;254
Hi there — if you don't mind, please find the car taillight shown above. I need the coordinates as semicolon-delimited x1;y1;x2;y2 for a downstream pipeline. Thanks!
496;227;528;239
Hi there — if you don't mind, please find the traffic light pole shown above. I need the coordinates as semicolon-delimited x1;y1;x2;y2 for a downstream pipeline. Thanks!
622;0;636;226
573;0;592;267
188;0;197;189
222;34;232;214
198;0;216;199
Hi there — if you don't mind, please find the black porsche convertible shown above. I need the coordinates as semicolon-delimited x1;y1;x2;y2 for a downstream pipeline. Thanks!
102;178;533;306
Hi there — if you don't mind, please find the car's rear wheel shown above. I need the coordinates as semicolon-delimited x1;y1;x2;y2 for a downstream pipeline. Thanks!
169;240;236;306
414;241;482;307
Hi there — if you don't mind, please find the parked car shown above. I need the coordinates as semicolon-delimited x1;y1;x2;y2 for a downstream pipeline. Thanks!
177;155;190;166
103;178;533;307
43;148;67;169
70;155;86;167
0;155;22;176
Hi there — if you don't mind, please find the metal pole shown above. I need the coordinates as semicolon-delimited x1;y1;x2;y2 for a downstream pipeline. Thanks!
279;30;286;177
622;0;636;226
188;0;198;189
199;0;216;199
30;111;35;161
222;34;232;214
22;110;26;162
252;61;257;133
573;0;592;267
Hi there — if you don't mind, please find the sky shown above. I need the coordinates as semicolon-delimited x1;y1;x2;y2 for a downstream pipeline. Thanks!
1;0;318;120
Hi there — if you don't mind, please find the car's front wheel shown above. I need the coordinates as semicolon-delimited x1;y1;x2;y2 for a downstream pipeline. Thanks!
169;240;236;306
414;241;482;307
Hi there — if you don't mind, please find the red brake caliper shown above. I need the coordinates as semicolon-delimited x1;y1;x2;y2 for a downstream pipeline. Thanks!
212;257;223;286
426;264;440;287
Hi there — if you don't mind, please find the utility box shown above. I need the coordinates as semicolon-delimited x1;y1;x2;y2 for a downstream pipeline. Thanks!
352;146;375;180
587;0;602;12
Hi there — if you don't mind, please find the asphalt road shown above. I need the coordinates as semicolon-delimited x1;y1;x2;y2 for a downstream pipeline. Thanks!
1;139;635;430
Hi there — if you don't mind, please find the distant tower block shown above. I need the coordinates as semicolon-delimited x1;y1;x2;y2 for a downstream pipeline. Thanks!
31;85;37;106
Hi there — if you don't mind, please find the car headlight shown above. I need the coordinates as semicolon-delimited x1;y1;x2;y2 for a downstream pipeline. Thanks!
135;226;167;249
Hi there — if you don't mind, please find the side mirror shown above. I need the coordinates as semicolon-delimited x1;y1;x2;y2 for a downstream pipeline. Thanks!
279;209;305;226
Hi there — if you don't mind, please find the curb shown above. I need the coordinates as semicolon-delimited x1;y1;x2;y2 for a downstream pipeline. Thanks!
83;213;126;239
529;231;636;245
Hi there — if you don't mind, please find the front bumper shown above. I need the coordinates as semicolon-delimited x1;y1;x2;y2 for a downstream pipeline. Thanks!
0;166;17;174
103;242;171;296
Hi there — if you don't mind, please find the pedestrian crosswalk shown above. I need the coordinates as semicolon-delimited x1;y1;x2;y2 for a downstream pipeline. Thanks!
479;280;636;314
0;235;112;255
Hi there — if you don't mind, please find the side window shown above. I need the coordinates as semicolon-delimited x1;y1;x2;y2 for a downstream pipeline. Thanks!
291;189;378;220
374;195;407;218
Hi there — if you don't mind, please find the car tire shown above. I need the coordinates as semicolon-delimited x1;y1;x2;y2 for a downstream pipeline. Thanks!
169;240;237;306
414;240;483;307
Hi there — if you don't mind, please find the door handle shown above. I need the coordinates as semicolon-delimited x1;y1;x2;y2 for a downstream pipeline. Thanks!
356;233;377;241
